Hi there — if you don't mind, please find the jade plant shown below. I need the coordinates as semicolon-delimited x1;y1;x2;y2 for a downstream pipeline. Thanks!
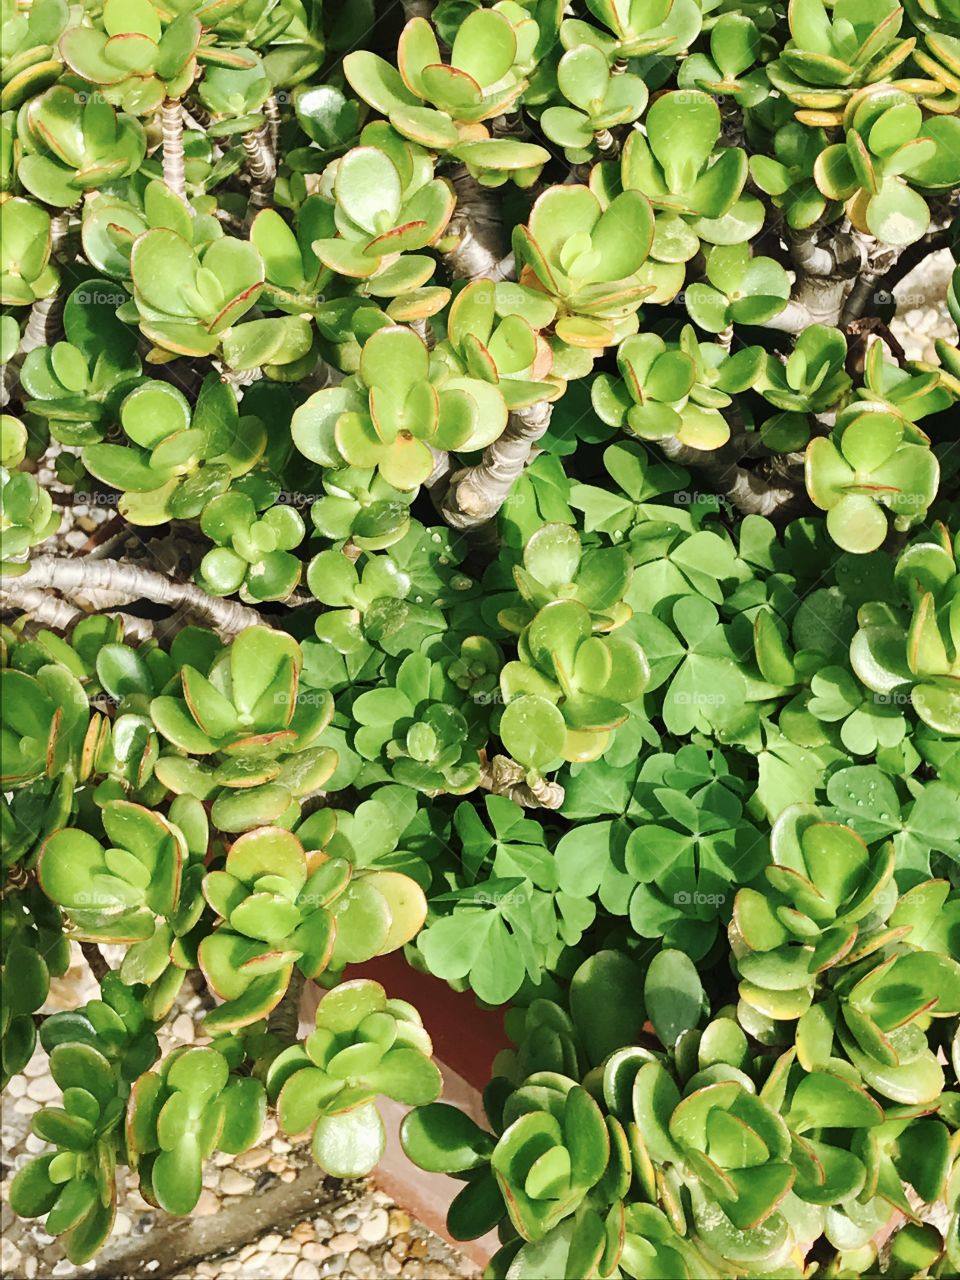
2;0;960;1271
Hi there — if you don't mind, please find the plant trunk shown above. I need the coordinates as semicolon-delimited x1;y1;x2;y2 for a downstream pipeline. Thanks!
443;400;553;529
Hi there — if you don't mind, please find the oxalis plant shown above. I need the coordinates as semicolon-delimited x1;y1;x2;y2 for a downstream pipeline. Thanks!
1;0;959;1273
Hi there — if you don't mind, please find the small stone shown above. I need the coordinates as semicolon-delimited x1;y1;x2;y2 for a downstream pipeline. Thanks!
302;1242;332;1263
191;1189;220;1217
7;1074;26;1097
1;1238;21;1274
52;1262;74;1276
347;1251;377;1279
238;1242;259;1260
381;1254;401;1277
359;1208;389;1244
195;1263;219;1277
293;1264;321;1280
202;1169;219;1189
170;1012;195;1042
236;1146;272;1171
114;1212;132;1235
272;1138;292;1153
292;1221;315;1243
24;1256;38;1279
25;1134;46;1153
258;1234;283;1252
336;1211;360;1230
24;1053;47;1078
329;1232;359;1254
220;1169;255;1196
213;1150;234;1166
15;1097;39;1115
279;1239;301;1254
388;1209;412;1236
280;1169;297;1183
321;1259;346;1277
268;1156;287;1174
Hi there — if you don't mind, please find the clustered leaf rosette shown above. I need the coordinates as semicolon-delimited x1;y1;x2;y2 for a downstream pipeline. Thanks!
0;195;59;305
196;492;305;603
149;627;338;833
766;0;917;119
344;12;550;187
9;978;159;1263
58;0;203;117
540;44;649;162
292;324;508;491
434;278;562;410
198;826;427;1030
0;656;88;785
731;811;896;1023
81;375;268;526
268;979;441;1177
592;90;763;304
128;223;310;370
758;323;852;417
678;12;770;107
747;108;833;230
591;330;764;451
851;525;960;735
126;1045;265;1214
310;466;414;553
1;882;69;1085
805;406;939;553
19;279;142;447
402;942;960;1277
684;241;791;334
499;597;650;773
512;184;656;350
0;0;67;112
351;651;485;794
560;0;703;64
813;87;960;246
1;463;60;569
310;136;455;288
16;85;146;208
499;521;634;634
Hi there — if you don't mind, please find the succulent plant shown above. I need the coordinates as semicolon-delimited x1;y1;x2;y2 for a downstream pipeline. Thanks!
4;0;960;1269
805;407;939;553
198;827;427;1028
499;598;650;769
197;491;305;602
435;278;561;409
512;184;655;348
0;196;59;305
292;324;507;490
126;1046;265;1213
149;627;338;831
541;44;648;162
685;241;791;333
270;979;441;1176
82;375;266;525
310;467;414;552
17;86;146;207
814;88;960;246
767;0;916;117
0;0;66;112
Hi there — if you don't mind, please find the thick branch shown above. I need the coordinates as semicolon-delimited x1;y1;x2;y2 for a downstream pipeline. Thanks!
81;942;110;984
657;438;799;517
478;755;564;810
266;969;305;1042
161;99;189;206
242;123;277;224
10;557;263;638
0;586;81;630
443;400;552;529
444;167;514;282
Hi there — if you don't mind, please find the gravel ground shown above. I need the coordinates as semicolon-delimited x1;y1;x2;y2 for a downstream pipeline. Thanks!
1;952;478;1280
